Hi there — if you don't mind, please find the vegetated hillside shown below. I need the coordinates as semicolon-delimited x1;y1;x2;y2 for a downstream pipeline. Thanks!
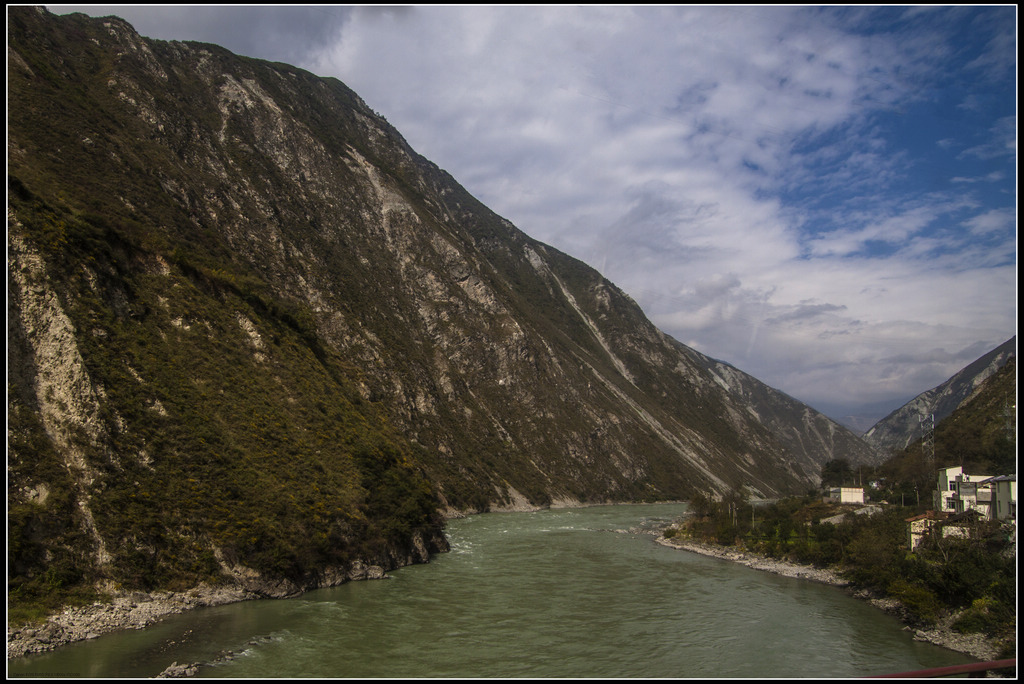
875;356;1017;497
863;337;1016;456
8;7;877;606
927;356;1017;476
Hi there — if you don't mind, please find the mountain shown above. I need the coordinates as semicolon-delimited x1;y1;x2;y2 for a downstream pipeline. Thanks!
874;355;1016;501
863;338;1016;456
924;355;1016;475
7;7;877;606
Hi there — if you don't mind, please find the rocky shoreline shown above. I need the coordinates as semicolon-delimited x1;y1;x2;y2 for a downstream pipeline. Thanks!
6;562;393;662
8;501;641;664
8;523;447;664
655;534;1002;663
7;584;255;661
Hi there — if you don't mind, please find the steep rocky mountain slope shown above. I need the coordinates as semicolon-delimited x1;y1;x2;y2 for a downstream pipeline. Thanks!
924;355;1016;475
863;337;1016;456
8;7;877;604
876;355;1016;500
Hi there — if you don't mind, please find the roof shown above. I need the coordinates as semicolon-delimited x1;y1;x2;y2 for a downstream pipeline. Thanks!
944;509;985;524
905;510;945;523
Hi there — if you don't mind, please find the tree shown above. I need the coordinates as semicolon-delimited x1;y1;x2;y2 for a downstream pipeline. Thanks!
821;459;854;487
688;492;715;518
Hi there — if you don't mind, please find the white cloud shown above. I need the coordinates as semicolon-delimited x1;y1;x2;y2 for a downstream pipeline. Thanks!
966;208;1016;235
951;171;1005;184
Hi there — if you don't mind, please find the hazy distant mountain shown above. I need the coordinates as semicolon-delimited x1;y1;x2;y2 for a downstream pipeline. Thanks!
8;7;876;601
863;337;1016;456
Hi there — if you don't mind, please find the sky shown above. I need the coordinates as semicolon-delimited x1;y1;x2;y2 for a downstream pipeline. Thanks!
45;5;1017;431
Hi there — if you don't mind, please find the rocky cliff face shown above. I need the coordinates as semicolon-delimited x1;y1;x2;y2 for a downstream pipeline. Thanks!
863;338;1016;456
8;7;877;603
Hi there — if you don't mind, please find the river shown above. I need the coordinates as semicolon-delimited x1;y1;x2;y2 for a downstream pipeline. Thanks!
8;503;975;678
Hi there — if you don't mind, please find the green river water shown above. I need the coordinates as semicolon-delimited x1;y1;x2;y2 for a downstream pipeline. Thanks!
8;503;976;678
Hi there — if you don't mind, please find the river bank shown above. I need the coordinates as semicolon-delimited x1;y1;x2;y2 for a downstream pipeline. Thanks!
7;498;656;664
8;520;449;662
654;533;1002;663
6;562;393;660
7;584;255;660
8;495;563;662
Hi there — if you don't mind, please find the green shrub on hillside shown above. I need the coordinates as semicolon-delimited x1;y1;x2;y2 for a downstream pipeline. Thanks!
7;189;446;611
886;579;943;625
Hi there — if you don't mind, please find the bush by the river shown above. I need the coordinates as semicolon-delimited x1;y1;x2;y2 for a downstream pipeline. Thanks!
677;493;1015;653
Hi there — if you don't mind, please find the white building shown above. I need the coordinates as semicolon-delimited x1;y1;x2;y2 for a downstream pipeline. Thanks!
906;511;944;550
934;466;962;513
953;480;993;518
932;466;994;517
826;487;864;504
982;475;1017;520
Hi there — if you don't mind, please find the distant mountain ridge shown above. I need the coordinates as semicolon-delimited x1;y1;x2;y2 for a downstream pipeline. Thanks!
8;7;877;603
863;337;1016;456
